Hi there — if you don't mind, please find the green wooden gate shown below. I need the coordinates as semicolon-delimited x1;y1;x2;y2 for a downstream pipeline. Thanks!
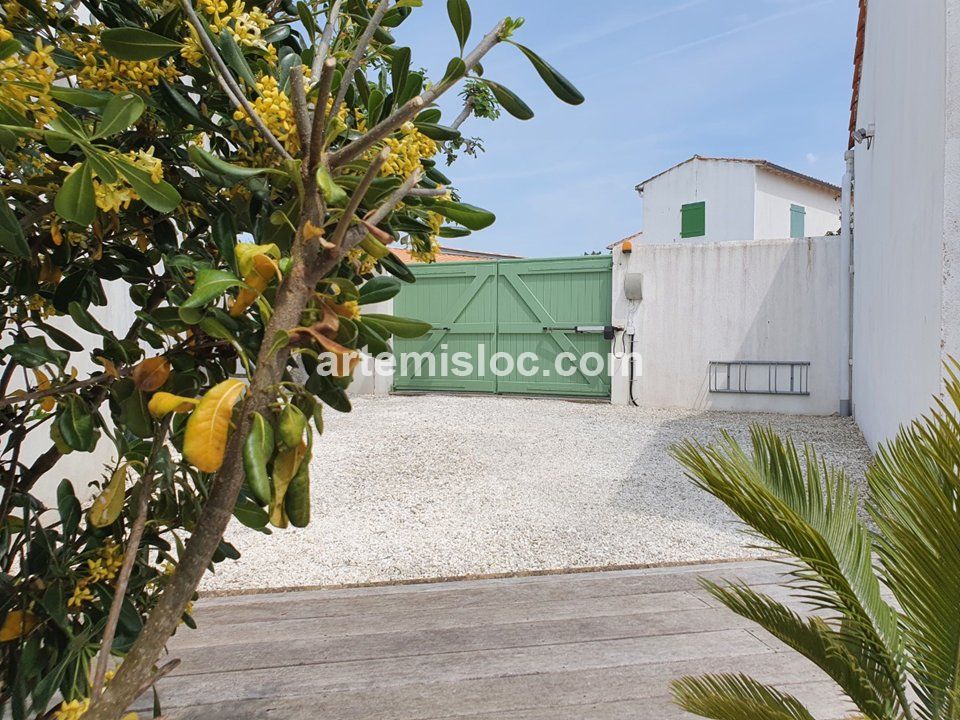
393;256;613;398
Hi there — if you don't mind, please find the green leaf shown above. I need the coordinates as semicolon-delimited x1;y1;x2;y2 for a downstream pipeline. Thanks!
3;336;68;368
58;396;96;452
234;497;270;530
36;321;84;352
484;80;533;121
157;79;218;131
48;85;113;108
431;200;495;231
446;0;471;53
0;194;29;258
49;110;88;139
359;275;402;305
391;47;411;97
94;92;146;139
219;30;257;89
68;301;113;337
357;321;391;356
262;23;291;44
55;161;96;226
362;314;432;339
56;480;81;540
101;27;182;60
0;38;20;61
188;145;271;186
182;268;242;309
112;157;181;213
413;122;461;142
441;56;467;85
512;43;584;105
380;252;416;283
85;149;119;184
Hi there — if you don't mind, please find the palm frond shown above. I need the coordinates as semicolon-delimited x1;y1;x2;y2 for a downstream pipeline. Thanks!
703;581;894;718
671;673;816;720
671;428;908;714
867;360;960;720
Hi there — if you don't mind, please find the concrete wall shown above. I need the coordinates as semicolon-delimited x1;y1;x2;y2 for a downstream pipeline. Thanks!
611;237;845;415
640;158;757;244
851;0;954;448
754;169;841;240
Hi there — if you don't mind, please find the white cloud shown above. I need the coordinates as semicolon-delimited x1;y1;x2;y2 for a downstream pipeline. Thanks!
806;153;819;164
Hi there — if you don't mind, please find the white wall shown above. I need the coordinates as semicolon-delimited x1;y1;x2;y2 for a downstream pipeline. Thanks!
851;0;952;448
944;0;960;397
640;158;756;244
754;169;840;239
612;237;845;415
348;297;394;397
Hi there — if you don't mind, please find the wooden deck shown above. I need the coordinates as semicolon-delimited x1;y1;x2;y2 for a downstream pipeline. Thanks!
147;561;852;719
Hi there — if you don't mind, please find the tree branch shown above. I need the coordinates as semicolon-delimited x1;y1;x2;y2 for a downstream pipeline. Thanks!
288;64;311;163
329;149;389;249
310;0;343;78
422;20;507;107
451;99;474;131
308;58;337;172
179;0;293;161
330;0;391;117
91;418;171;701
406;187;447;198
327;96;423;168
363;168;423;228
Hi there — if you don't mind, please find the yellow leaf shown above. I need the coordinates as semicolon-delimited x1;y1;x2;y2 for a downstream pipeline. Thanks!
229;254;281;318
0;610;38;643
183;379;247;473
147;392;198;418
33;369;55;412
132;356;171;392
96;356;120;379
235;242;281;277
89;464;127;528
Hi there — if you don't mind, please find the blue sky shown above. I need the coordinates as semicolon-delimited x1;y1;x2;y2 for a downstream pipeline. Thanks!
393;0;860;257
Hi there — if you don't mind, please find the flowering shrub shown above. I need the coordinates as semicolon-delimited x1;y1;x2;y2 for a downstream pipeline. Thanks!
0;0;581;717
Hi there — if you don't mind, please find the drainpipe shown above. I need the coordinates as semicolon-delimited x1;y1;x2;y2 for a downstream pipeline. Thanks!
839;149;855;416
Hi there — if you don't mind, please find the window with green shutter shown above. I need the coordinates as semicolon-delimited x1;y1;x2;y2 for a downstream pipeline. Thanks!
790;204;806;238
681;202;706;238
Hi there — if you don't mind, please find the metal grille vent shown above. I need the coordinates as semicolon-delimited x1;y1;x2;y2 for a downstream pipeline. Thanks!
709;361;810;396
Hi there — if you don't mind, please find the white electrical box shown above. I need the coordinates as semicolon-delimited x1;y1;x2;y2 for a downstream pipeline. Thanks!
624;273;643;302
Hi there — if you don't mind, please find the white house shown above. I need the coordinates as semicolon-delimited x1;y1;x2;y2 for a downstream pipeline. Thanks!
630;156;841;245
847;0;960;448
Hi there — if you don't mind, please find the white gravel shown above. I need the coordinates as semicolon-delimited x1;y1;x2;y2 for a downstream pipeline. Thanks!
201;395;872;592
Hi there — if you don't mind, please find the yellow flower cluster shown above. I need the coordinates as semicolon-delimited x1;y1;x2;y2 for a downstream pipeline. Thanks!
53;678;138;720
64;148;164;215
408;235;440;264
348;247;379;276
233;74;298;152
0;37;59;125
381;123;437;177
183;0;274;67
67;541;124;610
66;33;178;93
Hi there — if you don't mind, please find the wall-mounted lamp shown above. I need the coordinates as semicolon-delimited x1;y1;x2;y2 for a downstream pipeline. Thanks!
852;123;875;149
621;240;633;254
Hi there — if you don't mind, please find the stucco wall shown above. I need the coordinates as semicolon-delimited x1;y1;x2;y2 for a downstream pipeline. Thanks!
754;169;840;239
640;158;756;244
851;0;949;448
611;237;845;415
944;0;960;396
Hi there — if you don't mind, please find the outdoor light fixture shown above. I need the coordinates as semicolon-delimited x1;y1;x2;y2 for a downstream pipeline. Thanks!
852;123;875;149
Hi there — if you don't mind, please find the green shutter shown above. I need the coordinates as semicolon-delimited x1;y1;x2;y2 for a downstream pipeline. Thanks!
790;204;806;238
681;202;706;238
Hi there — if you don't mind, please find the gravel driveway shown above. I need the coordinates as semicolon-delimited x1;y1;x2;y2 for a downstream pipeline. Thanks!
201;395;872;592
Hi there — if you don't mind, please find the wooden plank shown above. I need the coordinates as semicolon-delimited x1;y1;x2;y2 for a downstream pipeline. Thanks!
145;629;772;709
194;561;785;625
155;651;833;719
175;590;709;648
170;605;764;676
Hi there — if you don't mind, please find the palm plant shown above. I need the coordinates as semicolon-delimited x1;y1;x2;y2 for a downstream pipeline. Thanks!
670;363;960;720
